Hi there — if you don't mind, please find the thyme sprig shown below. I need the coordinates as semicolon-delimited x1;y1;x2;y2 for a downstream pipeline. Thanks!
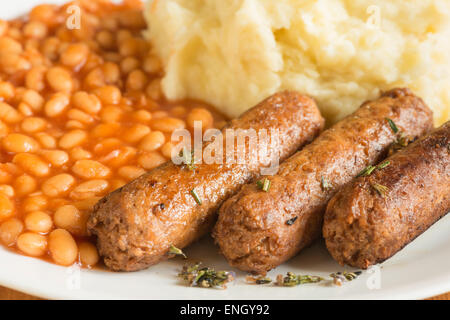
168;244;187;259
179;147;196;171
320;176;332;191
190;188;202;205
356;165;376;178
386;118;399;133
256;178;271;192
178;263;235;289
330;271;362;286
276;272;324;287
246;275;272;285
371;183;389;197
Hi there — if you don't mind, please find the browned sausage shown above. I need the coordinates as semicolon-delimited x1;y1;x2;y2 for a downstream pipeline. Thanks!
87;91;324;271
213;88;433;274
323;121;450;269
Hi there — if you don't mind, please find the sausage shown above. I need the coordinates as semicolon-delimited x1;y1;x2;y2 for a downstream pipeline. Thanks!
87;91;324;271
323;121;450;269
213;88;433;274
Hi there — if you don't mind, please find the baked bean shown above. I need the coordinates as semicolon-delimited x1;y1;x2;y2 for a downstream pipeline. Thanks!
143;55;161;74
101;62;120;84
150;111;168;119
70;179;108;200
41;174;75;197
17;232;47;257
96;30;115;49
46;67;73;92
0;81;15;100
119;37;139;56
91;123;119;138
59;129;87;149
170;106;187;117
14;174;37;196
0;37;22;54
65;120;84;130
24;211;52;233
60;43;89;68
186;108;214;130
123;124;150;143
131;109;152;122
151;117;186;133
0;120;8;138
110;179;126;190
44;92;69;117
146;79;162;100
79;242;99;267
40;150;69;166
139;131;165;151
41;37;60;61
138;152;166;170
120;56;139;74
0;218;23;246
93;138;121;154
70;147;92;161
30;4;56;24
126;69;147;91
25;66;46;92
53;205;87;236
0;185;14;197
17;103;33;117
23;21;47;39
161;142;175;159
0;102;22;123
34;133;56;149
13;153;49;177
0;53;31;74
93;85;121;105
72;160;111;179
100;146;136;167
73;197;101;211
100;105;123;123
3;133;40;153
0;193;14;221
72;91;101;114
118;166;146;180
0;19;8;37
83;67;105;89
23;195;48;212
21;117;47;133
48;229;78;266
67;109;95;124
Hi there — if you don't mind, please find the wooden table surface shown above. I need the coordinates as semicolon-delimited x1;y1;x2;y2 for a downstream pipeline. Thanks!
0;285;448;300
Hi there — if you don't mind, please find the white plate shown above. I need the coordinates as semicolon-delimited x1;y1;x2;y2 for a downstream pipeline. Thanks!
1;1;450;300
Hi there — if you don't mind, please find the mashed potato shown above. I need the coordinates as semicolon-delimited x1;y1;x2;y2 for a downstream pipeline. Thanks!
145;0;450;125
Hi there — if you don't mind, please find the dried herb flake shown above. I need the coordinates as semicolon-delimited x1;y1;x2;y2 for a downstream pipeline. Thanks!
179;263;235;289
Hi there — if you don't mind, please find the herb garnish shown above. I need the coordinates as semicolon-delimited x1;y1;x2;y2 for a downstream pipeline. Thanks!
356;161;390;178
256;178;271;192
356;165;376;178
286;216;298;226
321;176;331;191
180;147;196;171
178;263;235;289
276;272;324;286
168;244;187;259
386;118;399;133
371;183;388;197
246;275;272;285
330;271;362;286
377;160;390;169
190;188;202;205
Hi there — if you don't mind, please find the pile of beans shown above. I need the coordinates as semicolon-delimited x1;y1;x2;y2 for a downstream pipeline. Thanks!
0;0;226;267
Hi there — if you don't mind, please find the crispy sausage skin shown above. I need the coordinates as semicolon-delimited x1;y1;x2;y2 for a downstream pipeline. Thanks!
213;88;433;274
323;121;450;269
87;91;324;271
